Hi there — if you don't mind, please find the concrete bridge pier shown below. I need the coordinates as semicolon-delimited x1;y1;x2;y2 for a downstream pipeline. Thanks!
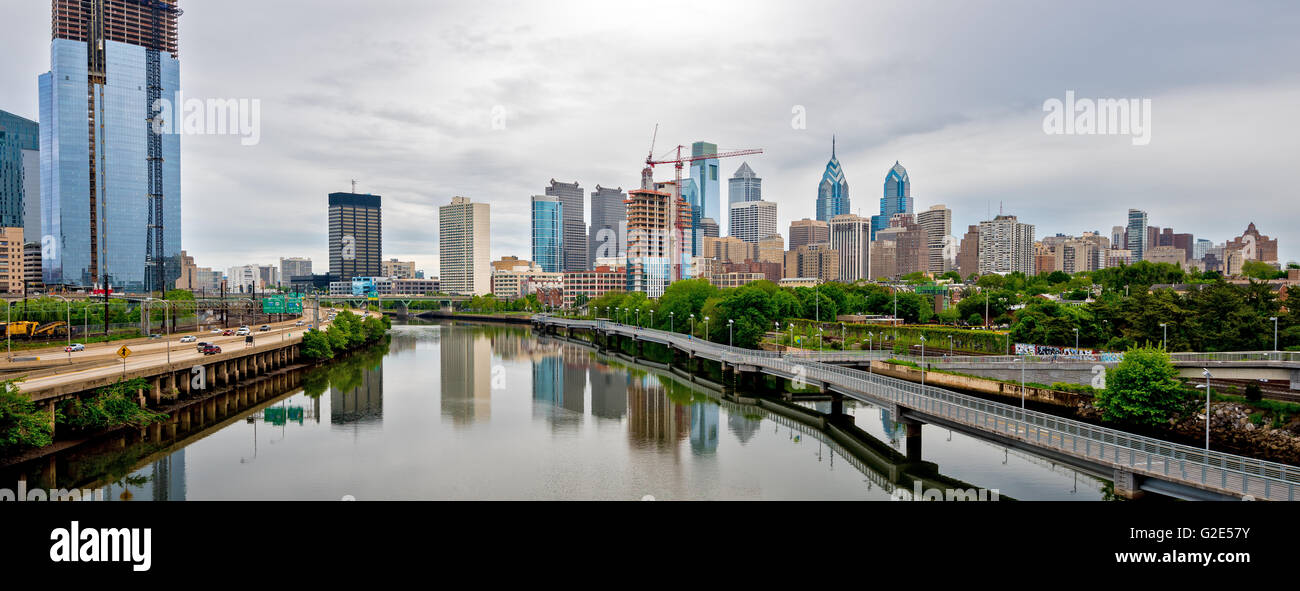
1293;369;1300;390
1113;469;1145;500
829;390;845;417
902;418;924;462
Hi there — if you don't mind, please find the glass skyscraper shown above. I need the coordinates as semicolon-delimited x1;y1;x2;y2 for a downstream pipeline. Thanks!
816;138;850;223
0;111;39;233
39;2;182;291
1127;209;1148;262
690;141;720;233
871;161;912;240
532;195;563;273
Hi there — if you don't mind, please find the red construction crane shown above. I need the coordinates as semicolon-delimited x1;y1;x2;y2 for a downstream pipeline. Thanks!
639;125;763;282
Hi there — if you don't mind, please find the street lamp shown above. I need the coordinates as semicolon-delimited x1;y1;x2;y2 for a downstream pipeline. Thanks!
690;314;695;337
1202;368;1212;450
841;322;846;348
948;334;953;355
919;335;926;393
728;319;734;348
789;322;794;348
649;309;654;330
1270;317;1278;352
704;316;710;341
817;327;823;351
636;308;641;327
1073;327;1079;350
1160;323;1167;350
670;311;675;333
51;295;72;363
1020;355;1027;410
868;332;874;352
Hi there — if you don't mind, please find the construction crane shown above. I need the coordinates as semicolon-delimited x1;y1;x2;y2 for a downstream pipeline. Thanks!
640;125;763;282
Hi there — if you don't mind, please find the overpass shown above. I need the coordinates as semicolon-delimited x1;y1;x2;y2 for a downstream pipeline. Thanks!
533;315;1300;501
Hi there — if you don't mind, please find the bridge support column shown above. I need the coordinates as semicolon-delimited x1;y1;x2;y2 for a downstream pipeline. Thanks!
1113;469;1145;500
722;363;735;390
829;390;844;417
902;418;923;462
1292;369;1300;391
151;377;162;406
178;370;189;396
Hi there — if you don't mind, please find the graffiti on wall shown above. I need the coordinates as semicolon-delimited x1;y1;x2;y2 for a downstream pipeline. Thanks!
1015;343;1124;363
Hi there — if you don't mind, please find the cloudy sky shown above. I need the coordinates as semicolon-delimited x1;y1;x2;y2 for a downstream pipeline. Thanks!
3;0;1299;274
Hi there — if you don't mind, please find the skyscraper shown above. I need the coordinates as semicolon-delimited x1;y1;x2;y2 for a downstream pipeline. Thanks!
1126;209;1148;262
871;161;912;240
531;195;563;273
329;192;382;281
40;0;182;291
815;138;850;222
829;214;871;282
0;111;39;235
729;200;777;244
699;217;719;238
690;141;721;233
626;184;690;297
978;215;1035;275
280;257;313;283
545;179;586;272
588;185;626;266
728;162;761;211
915;204;953;273
789;218;830;250
439;196;491;295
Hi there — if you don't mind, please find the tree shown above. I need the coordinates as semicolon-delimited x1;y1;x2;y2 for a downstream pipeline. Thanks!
0;380;54;450
1241;260;1283;280
301;329;334;360
1244;382;1263;403
1095;345;1187;426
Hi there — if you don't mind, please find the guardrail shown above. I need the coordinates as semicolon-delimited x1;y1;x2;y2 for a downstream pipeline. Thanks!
535;314;1300;499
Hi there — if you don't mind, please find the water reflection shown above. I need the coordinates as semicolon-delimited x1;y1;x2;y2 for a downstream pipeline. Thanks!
441;324;492;425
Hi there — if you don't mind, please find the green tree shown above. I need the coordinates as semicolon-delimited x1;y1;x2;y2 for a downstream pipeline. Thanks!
0;380;55;450
301;329;334;360
1095;345;1187;426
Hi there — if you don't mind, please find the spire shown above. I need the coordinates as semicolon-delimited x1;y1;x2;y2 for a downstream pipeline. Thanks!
832;135;836;158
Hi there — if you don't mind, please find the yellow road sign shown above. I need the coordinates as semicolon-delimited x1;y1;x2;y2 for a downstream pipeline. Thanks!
117;345;132;359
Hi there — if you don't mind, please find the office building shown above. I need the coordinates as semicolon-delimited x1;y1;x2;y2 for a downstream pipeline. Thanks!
280;257;313;282
957;225;980;279
916;204;953;273
381;258;415;279
23;241;42;293
871;161;913;240
588;185;626;266
690;142;721;233
815;138;850;222
729;200;778;244
1126;209;1148;262
789;218;830;250
545;179;586;272
563;266;625;309
784;243;838;282
701;236;755;264
829;214;871;282
728;162;761;212
329;192;381;281
531;195;563;273
757;234;785;265
978;215;1035;275
439;196;491;295
699;217;719;239
625;184;690;298
40;0;182;292
1226;222;1279;264
1145;245;1188;268
0;111;39;235
1193;239;1212;263
0;228;24;294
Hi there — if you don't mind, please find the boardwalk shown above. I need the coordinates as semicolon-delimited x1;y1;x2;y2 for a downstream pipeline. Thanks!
535;315;1300;501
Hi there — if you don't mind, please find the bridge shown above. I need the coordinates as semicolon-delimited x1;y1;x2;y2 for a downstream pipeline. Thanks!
533;315;1300;501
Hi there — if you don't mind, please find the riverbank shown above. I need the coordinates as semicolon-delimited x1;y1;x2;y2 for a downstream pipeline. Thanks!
410;312;533;325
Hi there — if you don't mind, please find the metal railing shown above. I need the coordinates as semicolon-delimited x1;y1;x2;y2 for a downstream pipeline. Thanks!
535;314;1300;500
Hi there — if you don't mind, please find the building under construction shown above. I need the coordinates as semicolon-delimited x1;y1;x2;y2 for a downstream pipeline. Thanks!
625;179;693;298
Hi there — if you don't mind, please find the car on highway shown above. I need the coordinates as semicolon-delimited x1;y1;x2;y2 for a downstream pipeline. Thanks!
222;330;234;336
64;343;85;352
236;328;251;336
179;335;197;343
210;328;221;334
259;325;271;331
295;320;305;326
201;344;222;355
196;341;210;352
149;333;162;339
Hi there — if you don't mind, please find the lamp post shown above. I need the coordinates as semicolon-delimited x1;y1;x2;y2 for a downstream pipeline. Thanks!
636;308;641;327
948;335;953;355
5;300;11;361
789;322;794;348
704;316;710;341
919;335;926;393
1202;368;1212;451
670;312;675;333
1270;317;1278;352
868;332;874;352
1073;327;1079;349
728;319;734;348
1160;323;1167;350
1020;356;1027;410
817;327;822;351
649;309;654;330
51;295;72;363
690;314;695;337
840;322;845;349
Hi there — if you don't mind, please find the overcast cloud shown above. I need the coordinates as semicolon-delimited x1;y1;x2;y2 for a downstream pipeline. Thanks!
2;0;1298;274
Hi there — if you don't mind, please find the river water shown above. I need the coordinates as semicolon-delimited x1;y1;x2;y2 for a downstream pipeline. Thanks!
7;321;1111;501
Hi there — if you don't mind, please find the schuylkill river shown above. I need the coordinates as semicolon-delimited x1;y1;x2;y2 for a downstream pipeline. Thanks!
15;321;1112;501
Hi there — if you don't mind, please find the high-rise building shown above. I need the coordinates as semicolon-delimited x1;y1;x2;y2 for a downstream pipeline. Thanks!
23;241;43;293
588;185;626;266
545;180;586;272
0;111;39;235
701;236;755;264
1126;209;1148;262
690;142;721;234
728;162;761;212
227;264;276;293
784;243;839;282
531;195;563;273
1226;222;1279;264
729;200;777;244
756;234;785;266
916;204;953;273
978;215;1035;275
625;184;691;298
439;196;491;295
699;217;719;238
329;192;382;281
40;0;183;292
871;161;912;240
280;257;313;282
957;225;980;279
1193;239;1212;263
380;258;415;279
789;218;830;250
1111;226;1126;252
829;214;871;282
0;228;24;294
815;138;850;222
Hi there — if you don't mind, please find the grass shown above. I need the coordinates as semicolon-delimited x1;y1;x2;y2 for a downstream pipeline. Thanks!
4;330;142;353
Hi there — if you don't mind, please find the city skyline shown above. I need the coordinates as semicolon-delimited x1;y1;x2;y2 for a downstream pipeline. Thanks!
1;1;1298;275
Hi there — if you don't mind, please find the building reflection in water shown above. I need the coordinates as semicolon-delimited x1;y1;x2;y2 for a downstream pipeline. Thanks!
727;411;761;445
588;365;627;421
150;450;186;501
440;326;492;426
689;403;719;455
626;375;689;451
531;345;583;431
330;364;384;426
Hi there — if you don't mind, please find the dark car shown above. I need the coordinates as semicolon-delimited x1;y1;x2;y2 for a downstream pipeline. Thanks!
201;344;222;355
222;330;234;336
196;341;210;352
259;325;271;331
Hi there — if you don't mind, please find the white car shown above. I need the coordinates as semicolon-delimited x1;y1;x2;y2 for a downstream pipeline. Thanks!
210;328;221;334
235;328;251;336
179;335;197;343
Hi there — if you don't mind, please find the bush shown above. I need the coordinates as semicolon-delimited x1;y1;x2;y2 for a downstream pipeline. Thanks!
1095;345;1187;426
0;380;55;451
1244;382;1263;403
61;379;168;431
301;329;333;360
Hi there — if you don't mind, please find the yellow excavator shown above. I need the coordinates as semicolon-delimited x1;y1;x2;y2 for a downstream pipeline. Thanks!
0;321;68;339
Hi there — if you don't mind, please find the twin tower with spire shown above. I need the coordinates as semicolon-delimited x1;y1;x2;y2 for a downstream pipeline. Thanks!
815;136;911;240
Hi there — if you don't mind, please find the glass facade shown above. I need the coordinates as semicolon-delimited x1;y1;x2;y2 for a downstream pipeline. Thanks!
532;196;563;273
0;111;39;231
41;38;181;290
1127;209;1148;262
690;142;720;233
871;161;912;240
816;139;850;223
